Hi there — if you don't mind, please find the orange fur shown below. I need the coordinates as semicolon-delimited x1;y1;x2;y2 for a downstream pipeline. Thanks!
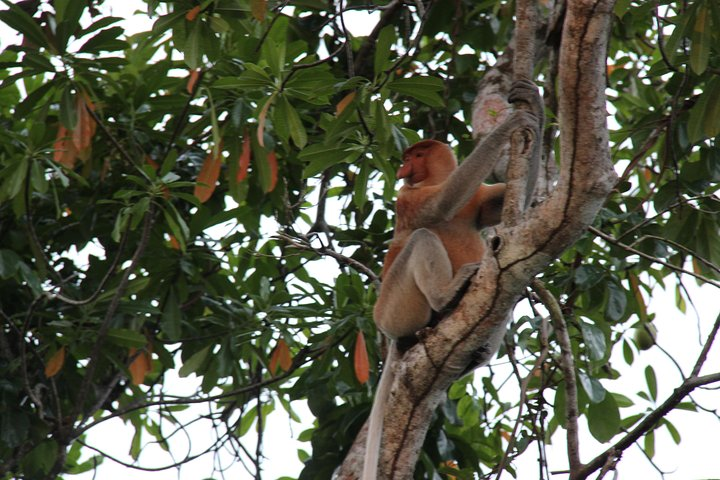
383;141;505;277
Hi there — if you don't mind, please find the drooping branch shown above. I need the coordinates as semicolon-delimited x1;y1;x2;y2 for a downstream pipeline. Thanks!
532;279;581;477
495;313;549;480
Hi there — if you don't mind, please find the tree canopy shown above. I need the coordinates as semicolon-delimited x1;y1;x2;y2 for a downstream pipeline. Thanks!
0;1;719;479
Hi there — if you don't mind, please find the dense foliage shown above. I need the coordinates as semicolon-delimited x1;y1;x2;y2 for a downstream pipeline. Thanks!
0;0;718;478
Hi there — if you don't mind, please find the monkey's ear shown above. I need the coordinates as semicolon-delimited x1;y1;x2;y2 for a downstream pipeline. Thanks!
477;184;505;228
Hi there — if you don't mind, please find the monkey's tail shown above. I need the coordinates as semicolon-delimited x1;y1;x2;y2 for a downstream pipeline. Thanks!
362;342;398;480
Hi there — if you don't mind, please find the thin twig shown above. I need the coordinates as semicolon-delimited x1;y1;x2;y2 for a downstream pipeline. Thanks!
589;226;720;289
616;194;719;241
160;69;206;163
72;203;158;422
378;0;435;90
532;279;582;477
632;234;720;276
84;105;137;167
276;231;380;290
254;365;264;480
76;339;339;435
690;312;720;378
496;315;549;480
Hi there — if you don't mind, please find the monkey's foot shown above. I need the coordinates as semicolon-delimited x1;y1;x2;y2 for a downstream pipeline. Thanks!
437;262;481;314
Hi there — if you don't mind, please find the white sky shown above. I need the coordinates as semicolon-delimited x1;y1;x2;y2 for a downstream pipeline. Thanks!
1;3;719;479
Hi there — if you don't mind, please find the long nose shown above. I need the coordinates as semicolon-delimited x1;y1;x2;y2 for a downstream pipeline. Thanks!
397;161;412;179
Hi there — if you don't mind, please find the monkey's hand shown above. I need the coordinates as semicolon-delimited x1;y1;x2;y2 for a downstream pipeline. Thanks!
508;79;543;123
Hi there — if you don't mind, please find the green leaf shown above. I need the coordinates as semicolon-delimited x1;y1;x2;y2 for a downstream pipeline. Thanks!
22;52;55;73
106;329;147;348
55;0;86;51
260;39;285;77
15;81;55;118
578;370;606;403
237;407;257;437
0;0;49;50
604;281;627;322
0;157;29;202
161;289;183;341
300;143;354;178
701;78;720;139
644;429;655;458
663;419;681;444
60;85;77;130
690;6;711;74
283;65;335;104
580;322;606;361
78;16;123;39
152;11;185;37
184;21;202;69
209;16;231;33
374;26;396;76
456;395;480;426
284;99;307;149
387;76;445;107
21;440;58;476
179;346;210;377
374;100;391;144
675;284;687;313
129;197;151;230
622;338;634;365
77;26;126;54
130;425;142;460
273;96;290;143
353;161;370;208
214;64;274;90
0;412;29;448
645;365;657;402
587;392;620;443
162;205;188;252
0;249;21;279
611;392;634;408
160;150;178;177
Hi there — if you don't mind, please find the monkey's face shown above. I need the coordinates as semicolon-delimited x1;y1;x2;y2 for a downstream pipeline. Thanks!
398;148;430;185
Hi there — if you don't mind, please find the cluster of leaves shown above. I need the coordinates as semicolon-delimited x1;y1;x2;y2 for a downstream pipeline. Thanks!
0;0;718;479
521;0;720;468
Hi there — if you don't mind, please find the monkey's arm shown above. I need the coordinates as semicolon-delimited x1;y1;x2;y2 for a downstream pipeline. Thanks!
435;80;543;222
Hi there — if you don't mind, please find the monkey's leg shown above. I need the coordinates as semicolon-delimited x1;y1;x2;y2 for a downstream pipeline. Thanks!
375;229;480;339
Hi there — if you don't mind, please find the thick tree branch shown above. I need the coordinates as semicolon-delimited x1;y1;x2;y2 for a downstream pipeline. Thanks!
513;0;537;81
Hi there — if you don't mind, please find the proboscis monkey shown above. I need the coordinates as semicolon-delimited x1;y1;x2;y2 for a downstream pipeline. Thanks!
363;79;543;479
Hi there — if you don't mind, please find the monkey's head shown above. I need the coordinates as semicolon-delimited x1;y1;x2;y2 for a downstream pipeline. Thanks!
398;140;457;186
